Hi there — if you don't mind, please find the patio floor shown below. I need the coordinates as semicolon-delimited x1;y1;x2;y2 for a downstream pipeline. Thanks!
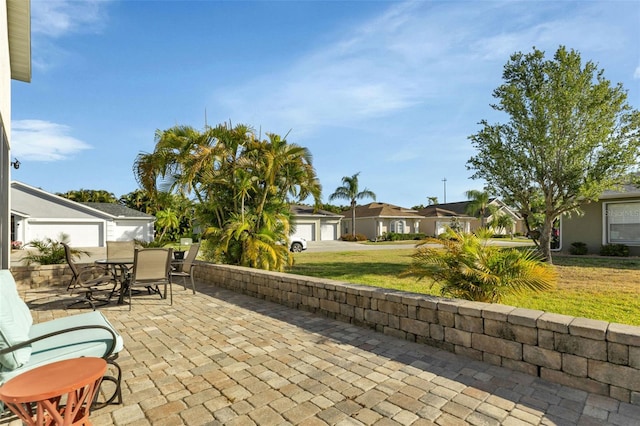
2;282;639;425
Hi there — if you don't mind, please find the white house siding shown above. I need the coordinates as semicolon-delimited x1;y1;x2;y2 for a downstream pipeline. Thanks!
108;219;154;242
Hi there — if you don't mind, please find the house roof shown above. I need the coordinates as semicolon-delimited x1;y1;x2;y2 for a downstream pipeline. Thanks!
7;0;31;82
342;202;423;219
419;207;463;218
82;202;155;219
11;181;154;222
418;198;520;220
290;204;342;218
600;184;640;199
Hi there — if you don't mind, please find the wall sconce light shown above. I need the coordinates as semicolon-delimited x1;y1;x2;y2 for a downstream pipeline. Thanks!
10;159;20;170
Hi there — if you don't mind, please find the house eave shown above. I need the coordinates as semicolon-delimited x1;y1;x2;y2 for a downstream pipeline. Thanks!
7;0;32;82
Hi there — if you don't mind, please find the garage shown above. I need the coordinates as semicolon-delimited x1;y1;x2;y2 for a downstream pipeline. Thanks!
290;205;343;242
292;223;315;241
27;221;103;247
320;223;337;241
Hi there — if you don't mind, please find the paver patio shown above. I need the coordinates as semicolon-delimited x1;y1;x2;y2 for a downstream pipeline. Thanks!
2;282;639;425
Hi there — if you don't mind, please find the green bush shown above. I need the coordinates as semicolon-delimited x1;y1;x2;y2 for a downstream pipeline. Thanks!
381;232;426;241
403;230;556;303
569;242;588;255
21;234;88;266
600;244;629;257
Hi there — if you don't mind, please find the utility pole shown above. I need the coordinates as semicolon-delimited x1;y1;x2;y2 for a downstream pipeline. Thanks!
442;178;447;203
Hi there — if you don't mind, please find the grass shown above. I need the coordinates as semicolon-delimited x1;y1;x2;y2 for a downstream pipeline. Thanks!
287;249;640;326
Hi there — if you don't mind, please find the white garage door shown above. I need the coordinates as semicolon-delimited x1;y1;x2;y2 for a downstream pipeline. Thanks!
320;224;336;241
292;223;315;241
28;222;102;247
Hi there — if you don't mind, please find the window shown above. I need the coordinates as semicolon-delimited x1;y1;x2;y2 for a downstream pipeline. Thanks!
606;202;640;245
390;220;404;233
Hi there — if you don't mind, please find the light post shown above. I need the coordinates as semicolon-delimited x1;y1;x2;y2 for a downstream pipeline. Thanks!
442;178;447;203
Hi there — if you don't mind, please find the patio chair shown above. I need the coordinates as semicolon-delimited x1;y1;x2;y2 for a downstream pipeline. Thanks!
171;242;200;294
62;242;117;310
0;270;123;410
128;248;173;310
106;240;135;279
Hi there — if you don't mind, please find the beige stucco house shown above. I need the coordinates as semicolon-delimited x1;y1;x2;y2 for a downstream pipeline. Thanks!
290;204;342;241
560;185;640;256
340;202;423;241
418;199;523;236
1;0;31;268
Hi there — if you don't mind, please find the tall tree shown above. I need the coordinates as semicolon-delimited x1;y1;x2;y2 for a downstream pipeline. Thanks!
467;46;640;262
58;189;117;203
133;122;321;271
464;190;496;228
329;173;376;237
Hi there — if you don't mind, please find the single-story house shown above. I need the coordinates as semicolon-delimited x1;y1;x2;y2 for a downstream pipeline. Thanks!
418;199;524;236
417;206;474;236
340;202;423;241
290;204;342;241
560;185;640;256
11;181;155;248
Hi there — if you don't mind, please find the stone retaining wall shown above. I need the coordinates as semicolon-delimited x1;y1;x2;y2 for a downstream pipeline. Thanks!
11;264;73;289
194;262;640;405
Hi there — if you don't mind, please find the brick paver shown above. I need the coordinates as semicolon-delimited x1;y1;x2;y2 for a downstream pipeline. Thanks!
1;283;638;425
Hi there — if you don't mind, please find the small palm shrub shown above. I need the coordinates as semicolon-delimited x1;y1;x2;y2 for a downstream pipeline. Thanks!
21;234;88;265
600;244;629;257
402;229;556;303
569;242;588;255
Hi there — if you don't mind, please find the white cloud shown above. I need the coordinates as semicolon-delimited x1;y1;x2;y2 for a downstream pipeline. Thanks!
31;0;107;38
634;66;640;80
30;0;110;71
214;0;636;140
11;120;92;161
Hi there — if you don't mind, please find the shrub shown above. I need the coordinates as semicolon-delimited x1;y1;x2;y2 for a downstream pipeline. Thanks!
402;230;556;303
381;232;426;241
340;234;367;242
600;243;629;257
21;234;88;265
569;242;588;255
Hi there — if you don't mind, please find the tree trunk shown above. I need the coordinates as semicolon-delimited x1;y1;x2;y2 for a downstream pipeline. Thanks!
538;215;554;264
351;200;356;237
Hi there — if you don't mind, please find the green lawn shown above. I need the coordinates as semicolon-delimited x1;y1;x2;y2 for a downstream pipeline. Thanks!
287;249;640;326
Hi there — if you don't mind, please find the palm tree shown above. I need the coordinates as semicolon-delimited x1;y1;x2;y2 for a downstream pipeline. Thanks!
58;189;117;203
329;173;376;237
133;122;321;271
488;212;515;235
403;229;556;303
465;189;496;229
155;209;179;242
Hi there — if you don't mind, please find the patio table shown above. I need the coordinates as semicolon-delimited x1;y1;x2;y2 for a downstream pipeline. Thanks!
94;258;134;304
0;357;107;426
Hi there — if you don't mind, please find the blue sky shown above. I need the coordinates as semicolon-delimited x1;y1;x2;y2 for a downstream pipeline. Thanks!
11;0;640;208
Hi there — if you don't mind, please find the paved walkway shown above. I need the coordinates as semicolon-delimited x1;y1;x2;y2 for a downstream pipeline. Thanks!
3;283;639;425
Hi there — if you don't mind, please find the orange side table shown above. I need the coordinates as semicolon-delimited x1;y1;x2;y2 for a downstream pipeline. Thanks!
0;357;107;426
